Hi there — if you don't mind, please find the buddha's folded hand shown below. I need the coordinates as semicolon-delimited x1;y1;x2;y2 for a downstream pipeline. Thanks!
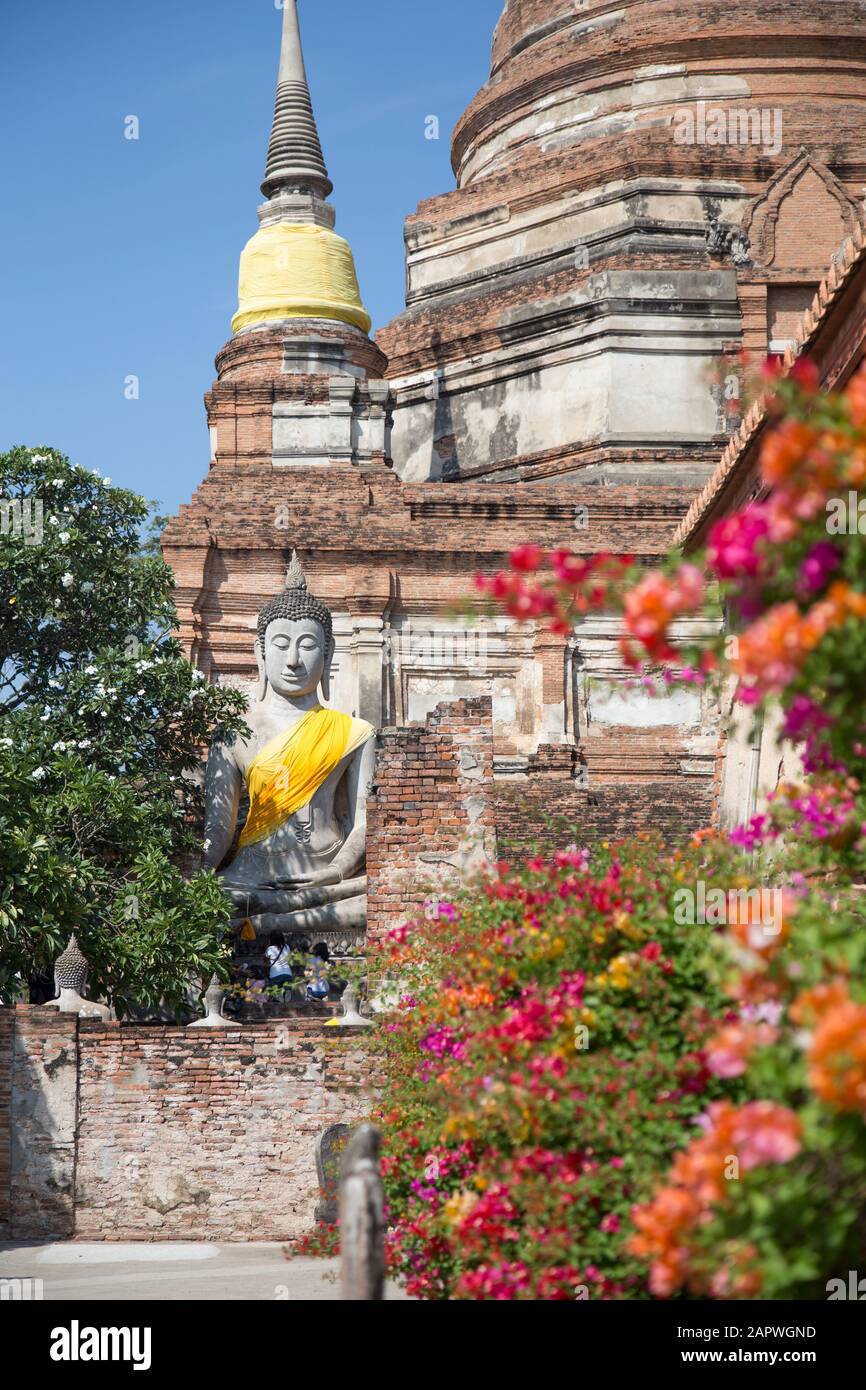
277;865;343;889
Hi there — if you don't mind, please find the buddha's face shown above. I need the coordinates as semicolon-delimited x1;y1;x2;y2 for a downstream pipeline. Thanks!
263;618;328;699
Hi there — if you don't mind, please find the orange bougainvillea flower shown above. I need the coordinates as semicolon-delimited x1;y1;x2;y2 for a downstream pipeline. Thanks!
760;419;818;487
844;360;866;429
629;1101;801;1296
790;979;851;1028
726;887;793;957
705;1021;777;1078
847;444;866;487
735;584;866;701
735;601;810;696
807;998;866;1115
620;564;705;664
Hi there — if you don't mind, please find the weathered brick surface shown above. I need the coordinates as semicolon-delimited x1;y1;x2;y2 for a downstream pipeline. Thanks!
495;777;714;857
367;699;498;944
7;1009;78;1240
0;1009;12;1238
457;1;866;194
3;1010;374;1243
366;699;717;932
73;1021;374;1242
502;720;717;850
378;0;866;450
681;232;866;549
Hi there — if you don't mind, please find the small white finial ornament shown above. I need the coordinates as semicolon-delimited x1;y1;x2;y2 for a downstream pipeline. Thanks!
188;974;241;1029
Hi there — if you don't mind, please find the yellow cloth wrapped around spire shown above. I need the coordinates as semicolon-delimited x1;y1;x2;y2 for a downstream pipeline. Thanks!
232;222;372;335
238;707;374;851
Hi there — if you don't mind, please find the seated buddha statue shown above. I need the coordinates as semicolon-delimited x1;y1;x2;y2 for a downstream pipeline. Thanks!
203;555;375;938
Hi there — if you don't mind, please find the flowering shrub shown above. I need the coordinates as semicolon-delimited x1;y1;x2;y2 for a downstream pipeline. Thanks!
464;359;866;1300
377;835;739;1299
476;361;866;866
629;883;866;1299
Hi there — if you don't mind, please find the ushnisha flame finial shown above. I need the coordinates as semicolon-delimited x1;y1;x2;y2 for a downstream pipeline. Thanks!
285;549;308;591
257;553;334;648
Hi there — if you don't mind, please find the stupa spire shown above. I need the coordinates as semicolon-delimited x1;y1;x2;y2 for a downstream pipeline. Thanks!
262;0;333;201
231;2;370;338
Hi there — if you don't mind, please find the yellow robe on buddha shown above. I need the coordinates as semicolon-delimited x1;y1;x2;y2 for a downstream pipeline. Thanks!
237;707;375;852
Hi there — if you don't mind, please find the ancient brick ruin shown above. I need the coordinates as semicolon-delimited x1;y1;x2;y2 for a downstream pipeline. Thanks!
5;1;866;1246
163;1;866;871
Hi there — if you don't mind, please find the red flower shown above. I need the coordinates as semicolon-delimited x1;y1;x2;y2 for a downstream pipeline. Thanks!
510;545;543;572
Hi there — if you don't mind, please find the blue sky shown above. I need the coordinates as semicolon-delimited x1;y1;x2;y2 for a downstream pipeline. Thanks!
0;0;503;514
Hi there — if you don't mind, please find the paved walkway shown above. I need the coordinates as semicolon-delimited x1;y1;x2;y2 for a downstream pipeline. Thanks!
0;1241;409;1301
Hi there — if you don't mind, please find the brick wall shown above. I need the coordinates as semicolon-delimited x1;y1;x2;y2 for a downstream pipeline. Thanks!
0;1010;374;1243
366;698;498;944
0;1009;12;1238
495;778;714;857
6;1010;78;1240
366;698;718;929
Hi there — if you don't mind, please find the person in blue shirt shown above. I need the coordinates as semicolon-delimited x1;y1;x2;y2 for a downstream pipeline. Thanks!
305;942;331;1001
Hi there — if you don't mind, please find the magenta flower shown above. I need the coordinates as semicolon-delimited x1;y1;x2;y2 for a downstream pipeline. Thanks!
782;695;831;743
797;541;840;596
707;505;771;581
729;814;771;850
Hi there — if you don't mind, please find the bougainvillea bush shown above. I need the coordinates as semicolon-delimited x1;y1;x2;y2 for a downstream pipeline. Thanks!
377;834;743;1300
475;359;866;874
629;870;866;1299
375;359;866;1300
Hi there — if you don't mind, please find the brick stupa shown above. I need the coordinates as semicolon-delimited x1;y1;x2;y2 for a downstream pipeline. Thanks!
163;0;866;844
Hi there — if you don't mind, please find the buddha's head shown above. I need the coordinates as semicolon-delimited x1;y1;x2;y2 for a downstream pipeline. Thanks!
255;553;334;702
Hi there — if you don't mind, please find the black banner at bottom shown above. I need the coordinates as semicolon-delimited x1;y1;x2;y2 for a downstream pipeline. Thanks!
4;1294;862;1376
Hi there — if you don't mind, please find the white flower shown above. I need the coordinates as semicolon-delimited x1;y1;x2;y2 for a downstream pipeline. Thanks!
40;713;51;723
77;739;91;749
85;665;97;676
193;670;205;682
61;573;74;589
103;477;112;486
48;516;59;527
54;599;61;608
50;479;63;488
81;582;94;594
48;679;61;689
0;738;13;748
92;469;101;477
52;741;67;753
31;767;47;781
59;532;70;545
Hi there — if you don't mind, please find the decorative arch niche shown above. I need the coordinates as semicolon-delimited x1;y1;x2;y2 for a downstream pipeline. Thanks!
743;149;862;271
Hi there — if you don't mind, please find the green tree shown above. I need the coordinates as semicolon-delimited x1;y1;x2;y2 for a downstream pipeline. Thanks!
0;446;248;1013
